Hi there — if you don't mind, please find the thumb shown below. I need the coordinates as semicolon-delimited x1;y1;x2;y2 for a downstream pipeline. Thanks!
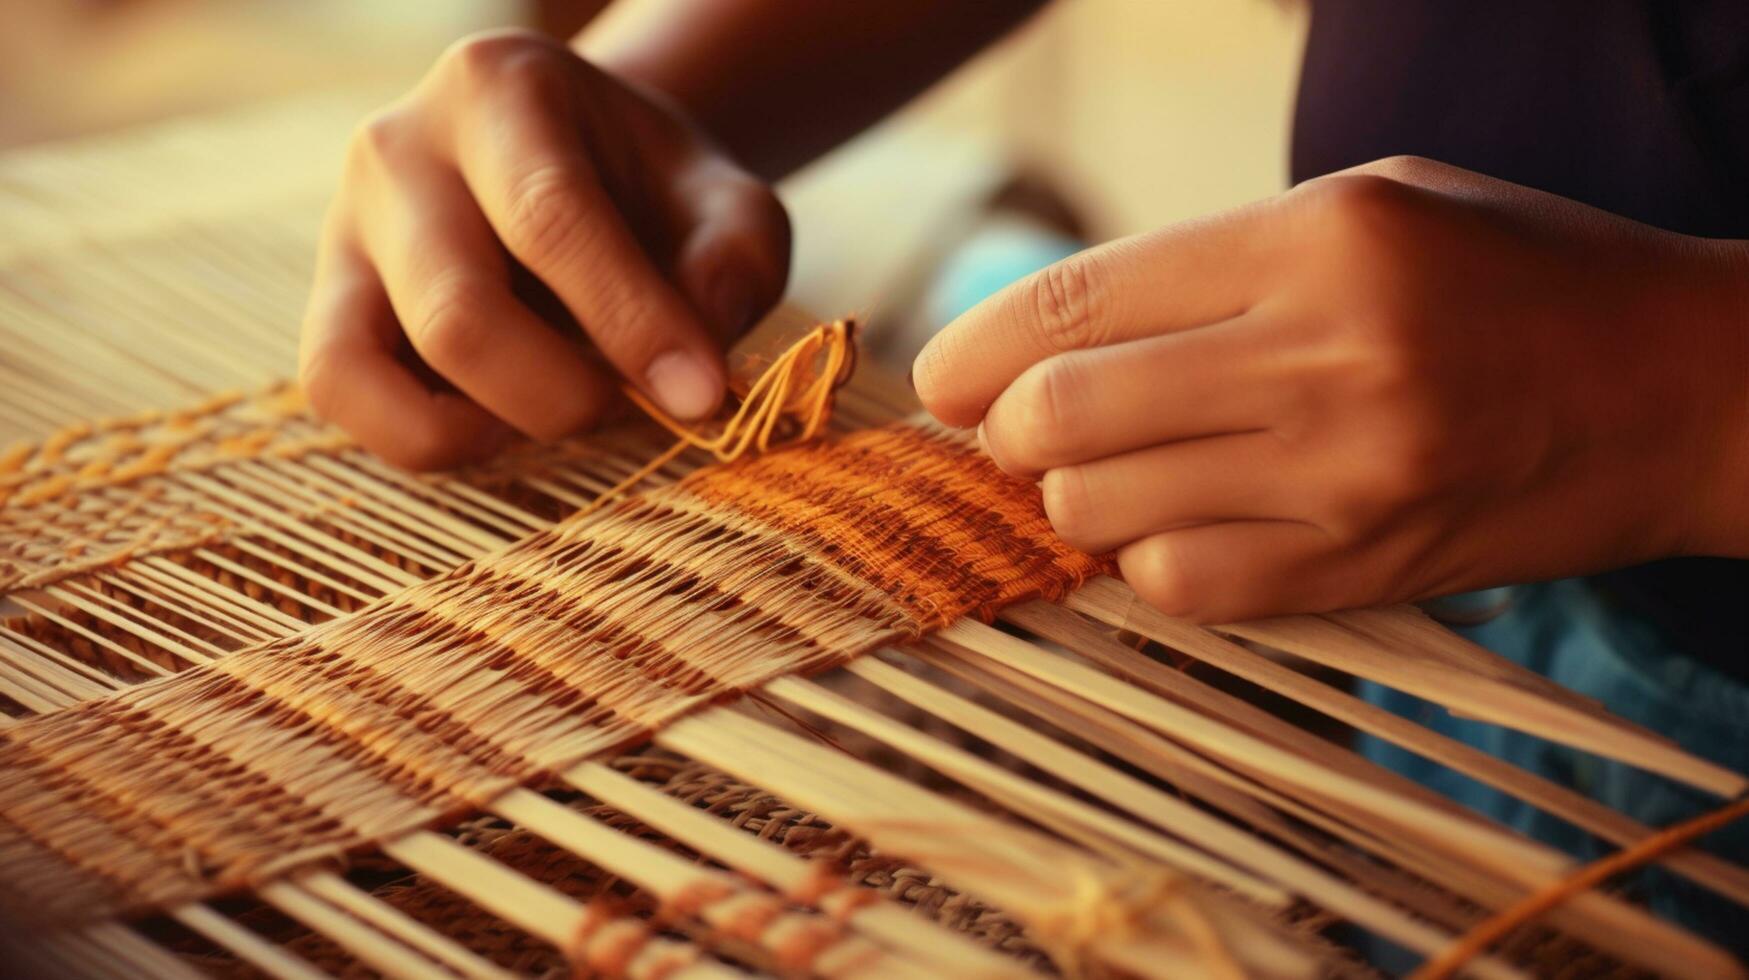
669;162;793;341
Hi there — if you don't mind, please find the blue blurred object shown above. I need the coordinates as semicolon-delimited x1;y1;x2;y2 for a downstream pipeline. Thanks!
1360;579;1749;957
931;221;1749;962
922;216;1084;329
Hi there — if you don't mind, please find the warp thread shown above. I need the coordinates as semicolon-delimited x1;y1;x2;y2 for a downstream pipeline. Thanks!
1411;791;1749;980
0;320;1108;926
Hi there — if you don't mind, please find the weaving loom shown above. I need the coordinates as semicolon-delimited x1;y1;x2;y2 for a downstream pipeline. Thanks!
2;95;1748;980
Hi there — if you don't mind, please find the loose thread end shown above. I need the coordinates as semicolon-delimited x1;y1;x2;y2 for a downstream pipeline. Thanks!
581;318;858;519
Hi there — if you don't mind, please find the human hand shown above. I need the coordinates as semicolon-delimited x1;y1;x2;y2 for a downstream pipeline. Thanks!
300;30;790;469
914;157;1749;621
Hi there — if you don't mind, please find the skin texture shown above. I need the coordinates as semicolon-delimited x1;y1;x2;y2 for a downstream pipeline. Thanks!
300;2;1043;470
301;3;1749;622
299;31;789;469
914;156;1749;622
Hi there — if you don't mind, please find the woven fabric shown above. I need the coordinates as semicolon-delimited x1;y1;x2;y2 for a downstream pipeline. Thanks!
0;419;1107;925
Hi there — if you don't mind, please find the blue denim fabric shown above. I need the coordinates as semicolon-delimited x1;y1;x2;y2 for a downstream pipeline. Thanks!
1359;579;1749;954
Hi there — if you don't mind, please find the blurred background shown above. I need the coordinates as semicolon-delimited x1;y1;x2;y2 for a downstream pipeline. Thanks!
0;0;1307;365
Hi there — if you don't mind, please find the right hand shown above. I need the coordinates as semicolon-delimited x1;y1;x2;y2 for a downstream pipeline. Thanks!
299;29;791;470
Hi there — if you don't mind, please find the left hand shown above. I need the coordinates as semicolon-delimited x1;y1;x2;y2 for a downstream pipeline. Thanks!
913;157;1749;622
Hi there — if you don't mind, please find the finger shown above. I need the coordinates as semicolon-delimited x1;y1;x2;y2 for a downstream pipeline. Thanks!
914;205;1271;427
454;55;726;419
982;318;1280;476
664;157;791;341
358;168;617;441
1117;520;1337;623
300;237;510;471
1041;432;1291;554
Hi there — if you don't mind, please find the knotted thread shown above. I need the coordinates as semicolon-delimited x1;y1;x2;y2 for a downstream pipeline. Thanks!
590;318;858;516
0;317;1108;926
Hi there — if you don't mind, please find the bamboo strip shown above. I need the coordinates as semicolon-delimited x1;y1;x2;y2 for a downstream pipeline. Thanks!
926;646;1494;935
491;786;927;978
341;461;534;540
78;920;212;980
98;563;275;643
258;880;457;980
380;833;582;950
0;626;117;690
62;575;256;650
246;458;485;562
8;595;185;674
558;760;1030;980
841;653;1525;980
383;465;546;533
170;903;334;980
0;655;70;712
763;673;1290;906
229;537;378;604
0;632;111;702
1039;589;1749;907
221;465;464;573
83;568;262;648
294;457;512;553
175;472;419;591
930;617;1743;979
1196;594;1746;798
657;708;1307;980
381;832;747;980
142;556;313;632
297;872;517;980
191;547;346;619
1003;601;1477;823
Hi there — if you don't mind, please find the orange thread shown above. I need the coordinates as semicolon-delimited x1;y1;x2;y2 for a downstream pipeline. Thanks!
578;318;857;519
569;900;653;979
770;917;843;972
1410;793;1749;980
713;892;784;942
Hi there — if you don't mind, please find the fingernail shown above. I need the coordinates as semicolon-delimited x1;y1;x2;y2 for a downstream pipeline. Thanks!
645;350;721;420
709;273;754;336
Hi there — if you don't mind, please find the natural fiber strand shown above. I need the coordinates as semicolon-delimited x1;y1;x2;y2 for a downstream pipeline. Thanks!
1411;793;1749;980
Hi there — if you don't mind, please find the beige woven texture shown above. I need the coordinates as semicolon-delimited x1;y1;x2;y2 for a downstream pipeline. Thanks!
2;95;1748;980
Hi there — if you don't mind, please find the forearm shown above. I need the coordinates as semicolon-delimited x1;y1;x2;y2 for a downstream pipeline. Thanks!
1689;240;1749;559
574;0;1048;178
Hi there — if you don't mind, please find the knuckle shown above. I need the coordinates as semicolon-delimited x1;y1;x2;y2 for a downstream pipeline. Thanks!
1359;154;1439;184
1372;421;1446;497
299;348;344;424
347;108;414;171
1339;415;1446;520
579;280;663;363
383;422;470;472
1041;467;1097;550
442;29;555;85
1301;173;1417;247
1121;538;1203;620
503;165;590;266
1023;256;1103;353
741;186;794;288
412;279;494;369
1012;358;1084;468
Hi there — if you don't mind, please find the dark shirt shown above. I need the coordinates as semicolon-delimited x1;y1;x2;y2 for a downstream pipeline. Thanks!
1292;1;1749;678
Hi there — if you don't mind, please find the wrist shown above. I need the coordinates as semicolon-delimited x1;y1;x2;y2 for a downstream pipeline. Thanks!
1677;238;1749;558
